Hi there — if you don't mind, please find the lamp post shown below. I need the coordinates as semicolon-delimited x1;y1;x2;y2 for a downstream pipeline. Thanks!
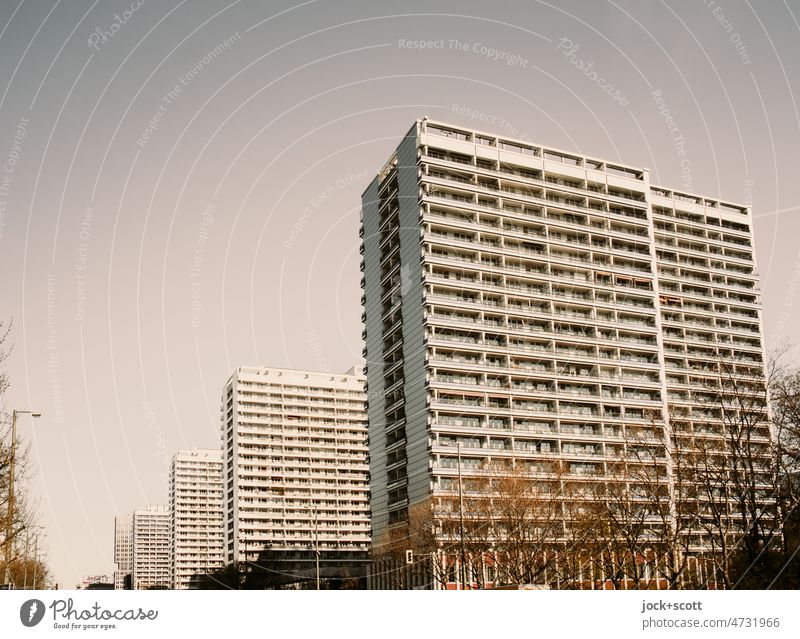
310;505;320;590
457;443;468;590
3;409;41;587
240;535;248;588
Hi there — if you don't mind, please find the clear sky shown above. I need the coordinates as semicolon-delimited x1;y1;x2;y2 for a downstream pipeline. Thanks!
0;0;799;588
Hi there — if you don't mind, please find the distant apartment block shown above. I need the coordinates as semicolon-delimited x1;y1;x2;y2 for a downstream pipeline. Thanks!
76;575;113;590
221;366;370;583
132;505;170;590
361;118;767;588
169;449;225;589
113;514;133;590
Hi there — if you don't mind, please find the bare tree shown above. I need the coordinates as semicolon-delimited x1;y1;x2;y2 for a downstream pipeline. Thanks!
474;460;567;588
766;351;800;587
582;452;675;589
675;354;784;588
770;353;800;509
557;482;603;589
408;500;458;589
370;499;468;590
1;318;50;587
0;319;10;398
385;461;584;589
370;521;417;590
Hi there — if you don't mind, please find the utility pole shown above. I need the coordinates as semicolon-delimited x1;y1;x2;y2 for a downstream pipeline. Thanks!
457;443;468;590
3;409;41;586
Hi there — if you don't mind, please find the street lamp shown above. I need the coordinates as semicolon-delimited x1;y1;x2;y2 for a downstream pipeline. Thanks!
457;442;468;590
3;409;41;587
307;504;320;590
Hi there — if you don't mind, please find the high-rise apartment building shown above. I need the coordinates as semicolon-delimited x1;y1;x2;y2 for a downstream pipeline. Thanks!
131;505;170;590
361;118;768;588
221;366;370;583
113;514;133;590
169;449;225;589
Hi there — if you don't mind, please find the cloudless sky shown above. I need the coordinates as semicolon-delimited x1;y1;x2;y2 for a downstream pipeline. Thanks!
0;0;799;587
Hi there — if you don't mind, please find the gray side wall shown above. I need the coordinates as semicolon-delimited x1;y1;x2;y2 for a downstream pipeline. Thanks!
363;123;428;545
361;174;387;539
394;130;430;510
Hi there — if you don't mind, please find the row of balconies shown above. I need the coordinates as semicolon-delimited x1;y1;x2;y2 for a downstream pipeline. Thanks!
657;264;757;287
236;508;370;521
424;153;647;206
423;188;648;242
425;249;654;294
434;403;658;426
656;241;754;268
428;325;663;366
431;348;656;376
658;278;758;302
237;407;363;425
235;381;363;396
233;496;368;507
653;205;749;232
656;281;758;307
658;269;757;293
651;204;750;234
234;427;365;443
424;273;656;314
661;317;760;339
429;399;660;423
235;470;367;483
661;292;760;315
428;331;660;369
434;377;662;400
434;251;628;291
426;358;661;384
424;198;650;245
427;289;648;321
431;444;666;466
422;206;650;256
663;331;762;350
675;239;752;263
234;415;365;429
425;226;652;267
431;382;662;406
237;388;365;403
665;369;765;388
235;393;365;410
236;530;370;541
236;461;368;475
653;223;752;251
238;448;367;462
421;152;647;211
428;352;661;381
235;430;365;446
429;315;656;350
656;254;755;280
668;301;758;321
